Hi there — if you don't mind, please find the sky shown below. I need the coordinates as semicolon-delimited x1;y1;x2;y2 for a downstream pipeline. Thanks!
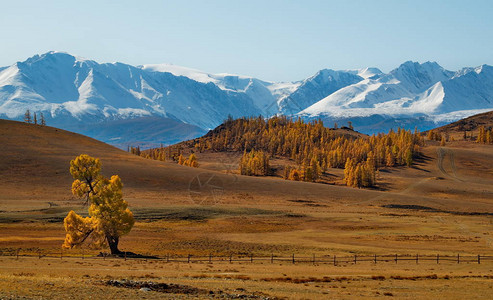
1;0;492;82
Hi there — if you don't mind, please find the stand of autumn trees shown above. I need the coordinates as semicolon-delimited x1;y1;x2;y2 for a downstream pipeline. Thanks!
427;126;493;145
178;153;199;167
239;149;270;176
142;116;422;188
23;109;46;125
129;145;166;161
129;145;199;168
476;126;493;144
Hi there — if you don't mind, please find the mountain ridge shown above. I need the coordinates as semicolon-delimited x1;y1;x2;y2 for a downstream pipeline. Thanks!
1;51;493;146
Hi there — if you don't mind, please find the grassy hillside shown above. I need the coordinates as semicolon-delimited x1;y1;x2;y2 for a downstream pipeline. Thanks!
0;119;379;212
434;110;493;133
1;117;493;299
141;116;422;188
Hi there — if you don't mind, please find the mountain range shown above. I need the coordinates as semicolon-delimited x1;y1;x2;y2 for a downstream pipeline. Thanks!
1;51;492;147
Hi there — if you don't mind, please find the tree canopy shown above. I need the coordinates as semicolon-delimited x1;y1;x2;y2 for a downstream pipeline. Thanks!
63;154;134;255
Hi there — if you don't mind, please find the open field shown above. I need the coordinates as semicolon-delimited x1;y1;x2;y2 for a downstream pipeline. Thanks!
1;256;492;299
0;119;492;298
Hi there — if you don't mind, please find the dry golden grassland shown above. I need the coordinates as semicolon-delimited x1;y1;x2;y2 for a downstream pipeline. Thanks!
0;119;492;299
1;256;492;299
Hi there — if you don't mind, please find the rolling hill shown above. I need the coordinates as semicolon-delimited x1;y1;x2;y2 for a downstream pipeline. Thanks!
0;115;490;222
431;110;493;132
0;119;377;212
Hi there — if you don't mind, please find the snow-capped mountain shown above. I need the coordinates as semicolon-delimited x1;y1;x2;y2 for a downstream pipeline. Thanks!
0;52;266;129
299;61;493;132
1;51;492;146
301;61;454;115
278;69;365;114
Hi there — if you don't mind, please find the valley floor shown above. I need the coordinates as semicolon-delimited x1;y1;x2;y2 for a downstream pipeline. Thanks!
0;121;492;299
1;256;492;299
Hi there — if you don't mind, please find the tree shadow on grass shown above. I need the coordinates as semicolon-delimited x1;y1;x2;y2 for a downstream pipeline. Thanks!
99;251;159;259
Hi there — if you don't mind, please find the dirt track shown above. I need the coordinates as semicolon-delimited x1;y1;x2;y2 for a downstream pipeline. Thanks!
436;147;462;182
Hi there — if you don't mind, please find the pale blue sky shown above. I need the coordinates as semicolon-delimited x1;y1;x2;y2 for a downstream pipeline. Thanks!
1;0;492;81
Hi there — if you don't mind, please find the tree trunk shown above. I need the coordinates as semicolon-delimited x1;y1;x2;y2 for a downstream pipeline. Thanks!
107;235;121;255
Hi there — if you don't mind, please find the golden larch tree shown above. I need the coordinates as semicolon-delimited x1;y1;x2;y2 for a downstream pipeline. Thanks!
63;154;134;255
288;168;301;181
178;154;185;165
24;109;32;123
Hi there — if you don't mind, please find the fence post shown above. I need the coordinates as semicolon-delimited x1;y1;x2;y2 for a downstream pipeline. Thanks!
37;250;487;266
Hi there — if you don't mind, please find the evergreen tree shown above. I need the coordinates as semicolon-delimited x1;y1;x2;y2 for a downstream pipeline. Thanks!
178;154;185;165
347;121;353;130
405;148;413;167
186;153;199;167
288;169;301;181
477;126;487;144
303;166;313;182
24;109;32;123
310;156;321;182
40;112;46;126
385;150;395;167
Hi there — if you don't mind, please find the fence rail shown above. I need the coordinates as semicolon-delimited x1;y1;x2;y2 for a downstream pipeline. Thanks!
0;250;492;265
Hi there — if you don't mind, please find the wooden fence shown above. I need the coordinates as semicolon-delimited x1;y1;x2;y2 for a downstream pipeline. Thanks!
0;249;491;265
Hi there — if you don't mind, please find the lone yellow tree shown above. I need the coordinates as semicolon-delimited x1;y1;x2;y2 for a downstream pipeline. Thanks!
63;154;134;255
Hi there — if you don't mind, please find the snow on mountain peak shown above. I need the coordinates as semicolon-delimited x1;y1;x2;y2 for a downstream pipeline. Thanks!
345;67;383;79
24;51;93;66
453;64;493;79
140;63;216;84
389;61;453;93
473;64;493;74
358;67;383;79
277;69;364;114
